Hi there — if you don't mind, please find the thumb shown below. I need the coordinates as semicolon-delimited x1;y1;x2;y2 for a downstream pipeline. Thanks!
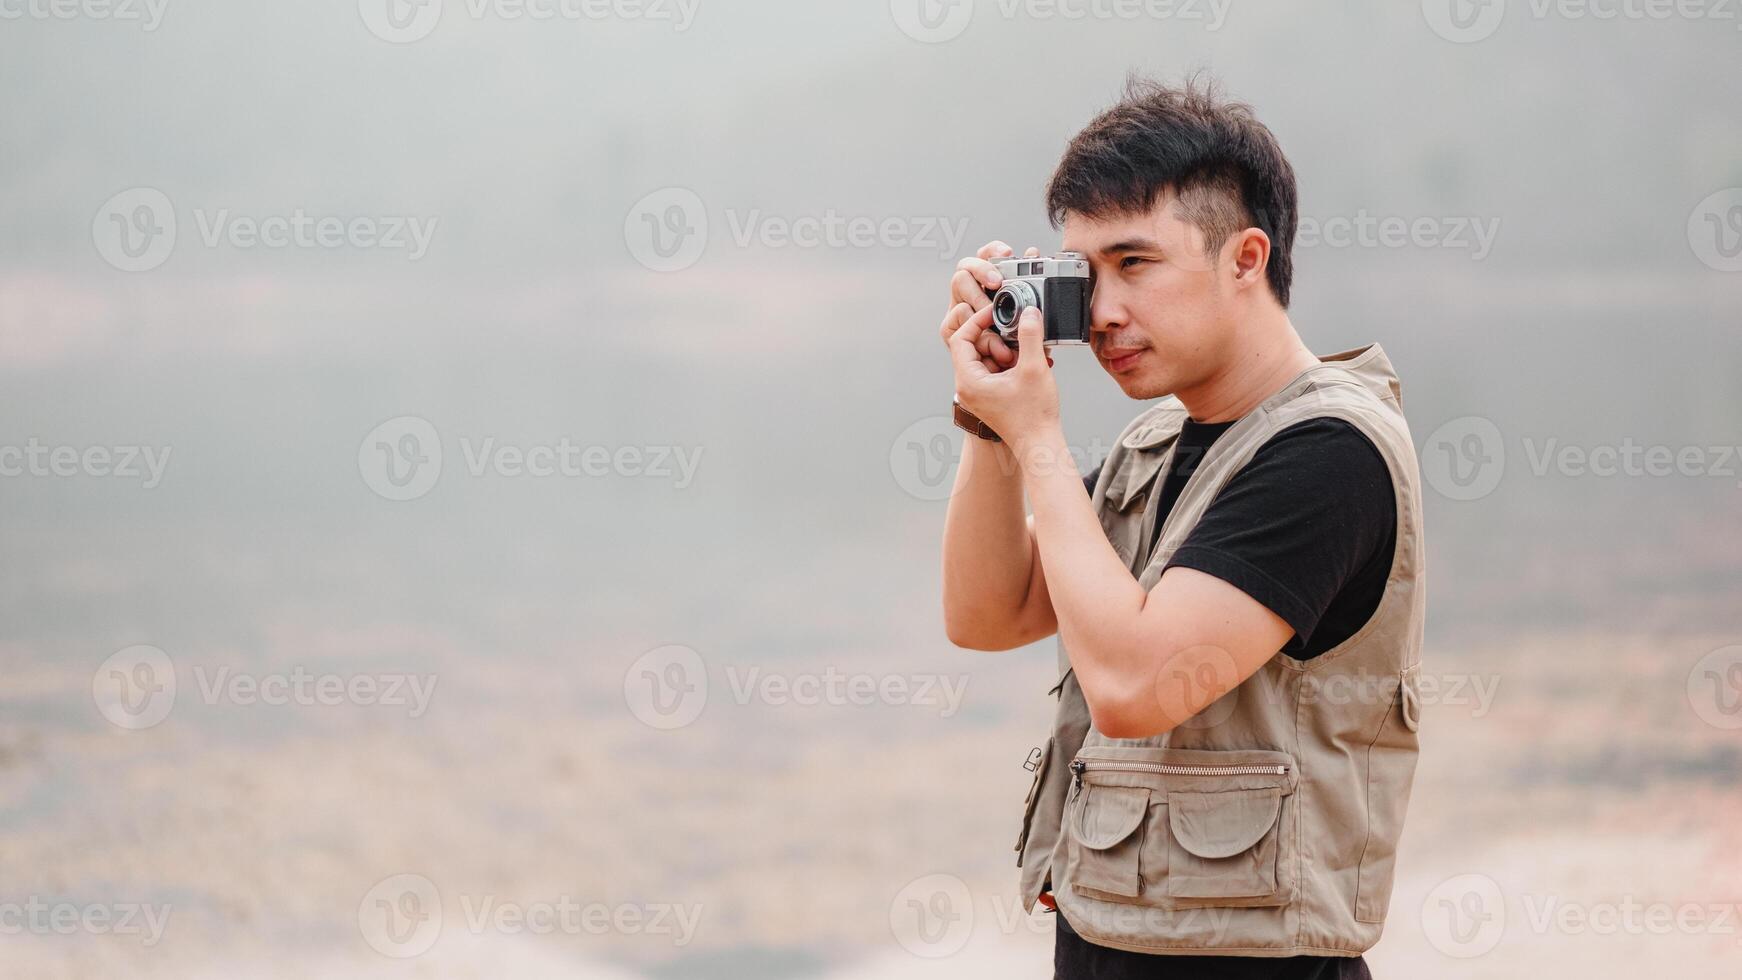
1016;306;1046;370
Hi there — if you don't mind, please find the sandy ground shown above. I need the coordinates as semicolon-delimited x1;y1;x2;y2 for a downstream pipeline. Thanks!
3;628;1739;978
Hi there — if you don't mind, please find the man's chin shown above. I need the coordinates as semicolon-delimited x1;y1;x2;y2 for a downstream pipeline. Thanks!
1106;365;1171;401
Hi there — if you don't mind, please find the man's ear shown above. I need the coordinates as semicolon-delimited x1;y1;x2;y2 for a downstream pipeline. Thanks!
1228;227;1272;291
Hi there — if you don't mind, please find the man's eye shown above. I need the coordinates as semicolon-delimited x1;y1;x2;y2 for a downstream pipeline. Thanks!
1120;256;1149;269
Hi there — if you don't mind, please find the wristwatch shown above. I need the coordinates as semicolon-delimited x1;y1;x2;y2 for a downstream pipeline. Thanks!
952;396;1002;443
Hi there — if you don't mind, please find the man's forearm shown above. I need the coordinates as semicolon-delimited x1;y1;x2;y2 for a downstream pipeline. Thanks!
940;434;1037;648
1016;424;1153;703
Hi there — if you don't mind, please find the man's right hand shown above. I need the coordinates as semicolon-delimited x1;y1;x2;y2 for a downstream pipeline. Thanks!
939;241;1046;376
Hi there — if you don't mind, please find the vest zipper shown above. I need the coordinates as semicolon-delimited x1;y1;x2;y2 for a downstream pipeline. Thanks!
1068;759;1289;800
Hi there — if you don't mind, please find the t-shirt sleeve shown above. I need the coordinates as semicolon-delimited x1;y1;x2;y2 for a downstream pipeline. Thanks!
1163;418;1394;648
1082;463;1102;497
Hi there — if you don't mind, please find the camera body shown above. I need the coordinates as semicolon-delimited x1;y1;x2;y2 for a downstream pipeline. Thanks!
988;251;1091;348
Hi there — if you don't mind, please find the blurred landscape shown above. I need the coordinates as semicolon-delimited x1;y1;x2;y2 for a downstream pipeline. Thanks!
3;1;1741;976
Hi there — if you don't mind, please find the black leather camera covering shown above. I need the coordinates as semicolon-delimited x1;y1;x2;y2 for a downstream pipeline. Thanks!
1044;276;1090;344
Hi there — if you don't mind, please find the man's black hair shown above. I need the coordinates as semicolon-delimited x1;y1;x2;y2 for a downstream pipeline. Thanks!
1045;74;1299;307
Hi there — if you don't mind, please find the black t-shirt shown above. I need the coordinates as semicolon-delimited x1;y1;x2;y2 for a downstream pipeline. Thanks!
1059;416;1395;979
1081;416;1396;660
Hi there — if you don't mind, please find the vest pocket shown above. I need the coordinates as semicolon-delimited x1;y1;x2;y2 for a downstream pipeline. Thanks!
1166;787;1284;902
1354;664;1423;923
1067;784;1149;898
1062;747;1296;909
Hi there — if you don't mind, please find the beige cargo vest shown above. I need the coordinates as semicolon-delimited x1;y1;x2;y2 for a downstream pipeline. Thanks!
1013;344;1426;957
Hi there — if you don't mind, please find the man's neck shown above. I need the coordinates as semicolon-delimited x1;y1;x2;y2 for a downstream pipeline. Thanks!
1175;313;1319;424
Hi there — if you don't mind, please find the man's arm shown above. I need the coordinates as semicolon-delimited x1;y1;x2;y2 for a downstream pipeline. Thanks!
1020;416;1397;737
946;302;1294;733
939;242;1062;651
940;441;1060;650
1019;424;1294;738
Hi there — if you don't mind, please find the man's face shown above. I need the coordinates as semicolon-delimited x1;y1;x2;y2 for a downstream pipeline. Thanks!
1061;196;1241;401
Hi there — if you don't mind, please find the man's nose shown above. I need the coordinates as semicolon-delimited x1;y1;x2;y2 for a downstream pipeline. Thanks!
1090;290;1122;334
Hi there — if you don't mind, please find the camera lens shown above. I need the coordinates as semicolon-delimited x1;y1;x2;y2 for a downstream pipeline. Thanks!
991;280;1038;338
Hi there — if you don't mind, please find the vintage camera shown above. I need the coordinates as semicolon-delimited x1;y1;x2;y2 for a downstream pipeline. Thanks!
987;251;1091;348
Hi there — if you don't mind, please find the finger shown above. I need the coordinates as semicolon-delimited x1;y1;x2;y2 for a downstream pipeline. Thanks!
953;259;1004;304
974;329;996;357
938;302;972;345
975;328;1015;368
987;333;1016;368
1015;306;1046;372
976;241;1015;261
950;268;999;312
955;302;993;348
949;313;994;380
1023;245;1040;257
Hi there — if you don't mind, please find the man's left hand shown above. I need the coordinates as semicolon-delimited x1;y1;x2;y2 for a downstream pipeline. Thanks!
949;304;1060;451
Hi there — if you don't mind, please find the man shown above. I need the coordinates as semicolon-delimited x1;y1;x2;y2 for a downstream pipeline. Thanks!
938;77;1425;979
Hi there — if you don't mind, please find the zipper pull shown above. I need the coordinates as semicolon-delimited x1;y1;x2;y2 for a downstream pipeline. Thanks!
1068;759;1086;800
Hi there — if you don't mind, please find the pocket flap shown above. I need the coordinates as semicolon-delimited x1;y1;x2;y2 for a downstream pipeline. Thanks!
1070;784;1149;850
1167;788;1282;859
1400;666;1422;733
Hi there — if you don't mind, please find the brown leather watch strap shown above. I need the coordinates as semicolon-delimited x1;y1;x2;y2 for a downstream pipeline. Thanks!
952;398;1002;443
